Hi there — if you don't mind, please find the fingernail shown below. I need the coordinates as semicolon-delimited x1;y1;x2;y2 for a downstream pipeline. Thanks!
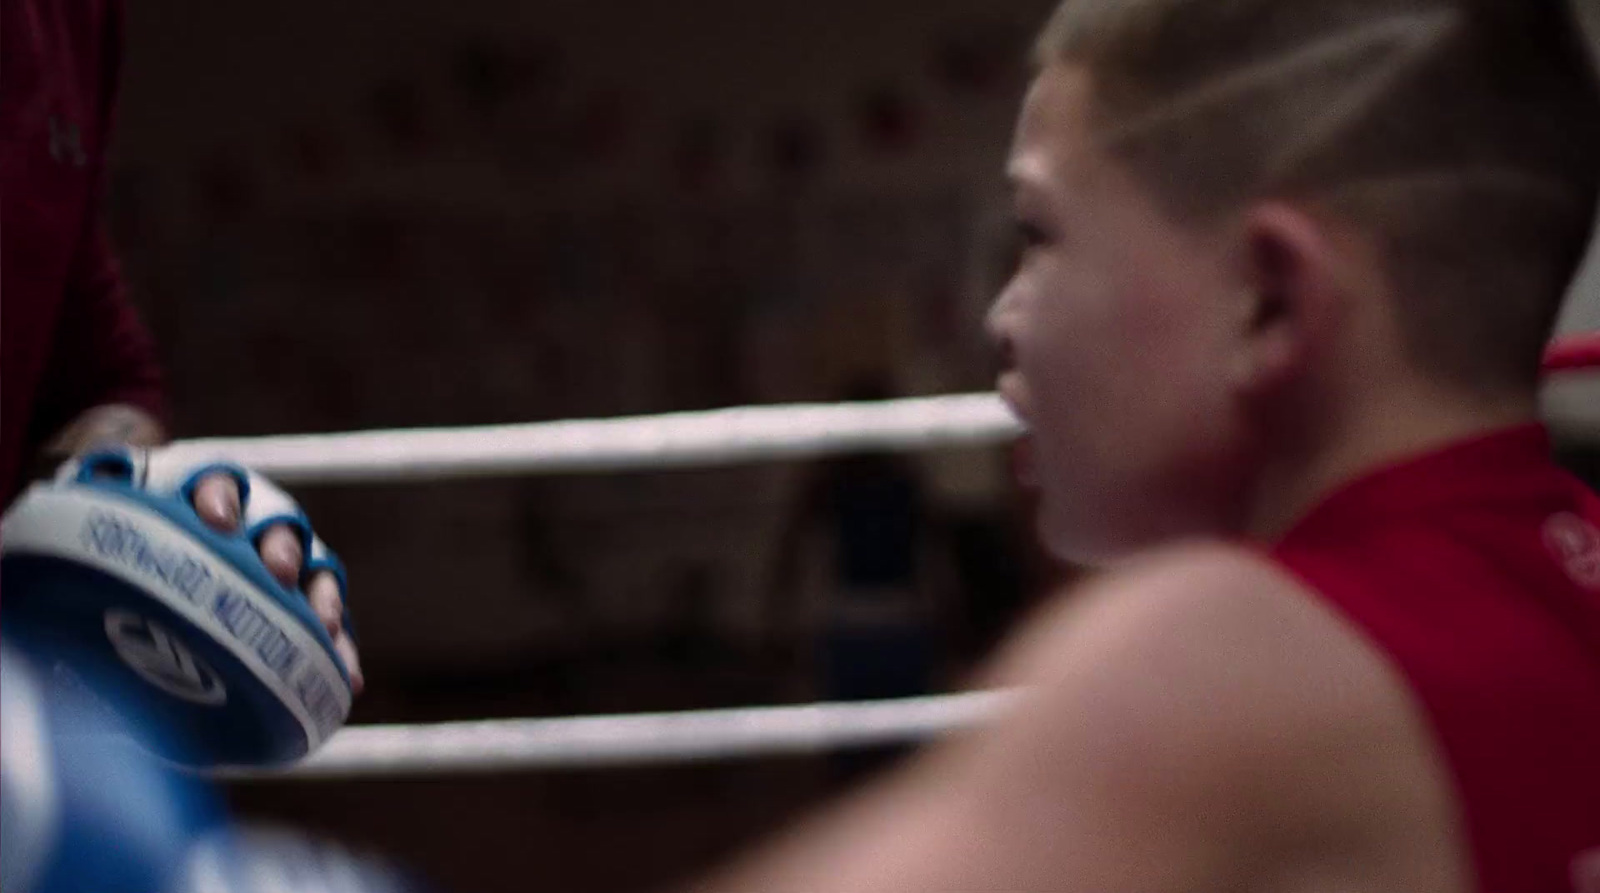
268;538;291;567
339;642;365;694
212;488;238;525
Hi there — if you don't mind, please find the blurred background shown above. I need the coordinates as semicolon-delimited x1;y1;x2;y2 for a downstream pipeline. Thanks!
97;1;1600;890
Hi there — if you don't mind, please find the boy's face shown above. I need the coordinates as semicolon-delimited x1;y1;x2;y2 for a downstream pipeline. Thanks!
989;64;1252;562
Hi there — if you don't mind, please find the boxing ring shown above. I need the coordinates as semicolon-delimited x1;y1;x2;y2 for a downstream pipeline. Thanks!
200;336;1600;781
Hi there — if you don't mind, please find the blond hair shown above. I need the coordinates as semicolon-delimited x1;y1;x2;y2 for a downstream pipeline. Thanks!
1036;0;1600;389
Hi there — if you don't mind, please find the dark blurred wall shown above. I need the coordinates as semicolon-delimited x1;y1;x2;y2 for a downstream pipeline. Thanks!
114;0;1055;669
108;1;1062;890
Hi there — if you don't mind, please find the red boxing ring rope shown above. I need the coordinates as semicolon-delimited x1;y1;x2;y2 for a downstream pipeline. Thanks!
1544;334;1600;374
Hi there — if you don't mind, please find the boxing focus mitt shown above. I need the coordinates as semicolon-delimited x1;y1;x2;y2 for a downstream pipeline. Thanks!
1;446;353;768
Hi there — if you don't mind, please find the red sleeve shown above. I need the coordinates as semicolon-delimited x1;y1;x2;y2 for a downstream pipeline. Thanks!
29;0;168;442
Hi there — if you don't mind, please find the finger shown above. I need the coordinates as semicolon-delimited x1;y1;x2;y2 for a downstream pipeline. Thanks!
335;634;364;695
257;524;304;590
192;473;243;532
306;572;344;637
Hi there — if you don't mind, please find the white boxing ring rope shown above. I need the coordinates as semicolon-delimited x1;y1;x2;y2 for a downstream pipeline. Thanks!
190;375;1600;780
167;394;1022;486
248;692;1018;780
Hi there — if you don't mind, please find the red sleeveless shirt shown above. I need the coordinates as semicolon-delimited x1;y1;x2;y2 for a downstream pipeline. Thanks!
1272;425;1600;893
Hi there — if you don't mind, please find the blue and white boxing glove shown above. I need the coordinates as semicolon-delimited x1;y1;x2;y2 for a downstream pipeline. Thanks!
2;644;225;893
169;825;430;893
3;646;417;893
0;446;355;768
